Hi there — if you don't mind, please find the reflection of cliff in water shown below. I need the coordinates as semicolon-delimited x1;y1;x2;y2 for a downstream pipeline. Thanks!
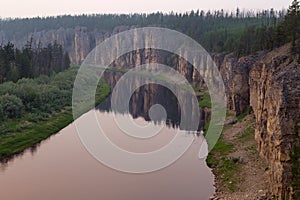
98;71;210;131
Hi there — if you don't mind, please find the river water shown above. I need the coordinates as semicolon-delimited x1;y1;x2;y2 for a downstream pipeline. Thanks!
0;85;215;200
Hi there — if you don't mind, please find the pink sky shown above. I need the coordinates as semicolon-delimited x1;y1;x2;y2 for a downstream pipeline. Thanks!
0;0;292;18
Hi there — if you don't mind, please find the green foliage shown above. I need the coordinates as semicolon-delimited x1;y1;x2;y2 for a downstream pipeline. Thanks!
0;8;287;57
236;25;275;57
209;138;234;155
275;0;300;53
0;94;24;119
206;134;239;192
286;0;300;43
0;7;296;60
238;126;255;142
199;93;212;108
0;41;70;83
237;112;248;122
0;66;111;159
0;109;74;158
234;1;300;56
0;66;75;121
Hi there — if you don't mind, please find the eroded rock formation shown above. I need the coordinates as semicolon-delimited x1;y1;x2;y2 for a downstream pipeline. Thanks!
249;45;300;199
216;53;264;116
212;45;300;199
0;26;132;64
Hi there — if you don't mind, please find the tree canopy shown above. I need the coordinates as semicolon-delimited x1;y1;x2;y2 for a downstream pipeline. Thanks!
0;41;70;83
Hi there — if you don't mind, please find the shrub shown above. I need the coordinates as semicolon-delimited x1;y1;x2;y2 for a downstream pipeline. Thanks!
0;94;24;119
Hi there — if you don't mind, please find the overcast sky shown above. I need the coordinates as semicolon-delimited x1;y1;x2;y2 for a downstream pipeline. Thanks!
0;0;293;18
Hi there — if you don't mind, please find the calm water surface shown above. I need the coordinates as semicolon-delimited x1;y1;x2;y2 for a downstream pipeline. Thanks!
0;86;215;200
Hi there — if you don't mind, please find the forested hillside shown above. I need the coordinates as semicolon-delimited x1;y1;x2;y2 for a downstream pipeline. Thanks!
0;41;70;83
1;4;299;64
0;8;287;56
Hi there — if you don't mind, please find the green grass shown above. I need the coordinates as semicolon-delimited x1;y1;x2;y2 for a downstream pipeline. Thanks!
238;126;255;142
206;120;246;192
199;93;212;108
206;136;239;192
206;135;234;166
0;81;111;160
218;157;240;192
237;112;248;122
226;110;235;117
0;109;73;158
245;144;256;153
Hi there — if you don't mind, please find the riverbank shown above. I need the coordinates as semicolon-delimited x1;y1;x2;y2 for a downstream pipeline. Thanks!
0;82;110;162
208;113;270;200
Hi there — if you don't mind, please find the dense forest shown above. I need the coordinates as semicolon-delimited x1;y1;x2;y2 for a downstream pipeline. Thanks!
0;2;299;57
0;7;289;56
0;41;70;83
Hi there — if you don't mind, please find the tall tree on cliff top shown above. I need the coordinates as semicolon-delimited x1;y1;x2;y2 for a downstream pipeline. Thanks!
275;0;300;49
286;0;300;52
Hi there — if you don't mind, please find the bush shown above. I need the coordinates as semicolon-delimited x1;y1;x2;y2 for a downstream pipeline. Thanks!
0;94;24;119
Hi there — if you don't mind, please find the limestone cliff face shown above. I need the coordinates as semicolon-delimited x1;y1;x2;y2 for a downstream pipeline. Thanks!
110;49;204;88
213;47;299;199
0;26;132;64
2;26;213;89
249;45;300;199
216;53;263;116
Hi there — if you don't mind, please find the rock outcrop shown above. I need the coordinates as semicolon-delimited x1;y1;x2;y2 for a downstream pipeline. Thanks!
249;44;300;199
0;26;132;64
217;53;264;116
215;45;300;199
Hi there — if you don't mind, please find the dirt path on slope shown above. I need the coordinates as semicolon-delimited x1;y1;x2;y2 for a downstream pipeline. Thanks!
209;114;270;200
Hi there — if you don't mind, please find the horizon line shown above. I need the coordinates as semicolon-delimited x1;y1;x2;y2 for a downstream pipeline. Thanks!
0;7;289;20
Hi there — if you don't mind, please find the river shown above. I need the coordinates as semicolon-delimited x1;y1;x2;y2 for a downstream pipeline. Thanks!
0;83;215;200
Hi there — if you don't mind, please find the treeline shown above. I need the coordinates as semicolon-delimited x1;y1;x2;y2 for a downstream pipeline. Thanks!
0;41;70;83
0;8;286;34
0;8;287;55
0;2;298;66
236;0;300;56
276;0;300;53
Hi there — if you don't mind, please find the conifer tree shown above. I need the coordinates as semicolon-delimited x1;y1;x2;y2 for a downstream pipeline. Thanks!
286;0;300;52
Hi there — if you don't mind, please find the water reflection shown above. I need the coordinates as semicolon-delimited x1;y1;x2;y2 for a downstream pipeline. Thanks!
100;70;210;131
0;110;215;200
0;73;215;200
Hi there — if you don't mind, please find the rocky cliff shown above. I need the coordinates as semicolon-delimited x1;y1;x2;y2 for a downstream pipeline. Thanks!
217;53;263;116
249;45;300;199
214;45;300;199
1;26;208;89
0;26;132;64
